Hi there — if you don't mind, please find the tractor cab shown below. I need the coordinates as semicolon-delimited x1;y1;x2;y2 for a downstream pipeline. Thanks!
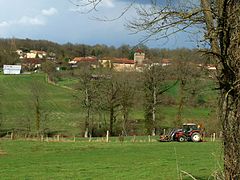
182;123;199;133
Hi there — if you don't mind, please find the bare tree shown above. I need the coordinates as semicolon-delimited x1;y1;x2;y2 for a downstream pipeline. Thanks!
143;63;177;135
174;60;202;127
100;72;122;136
29;79;47;136
73;63;99;137
73;0;240;178
118;72;136;136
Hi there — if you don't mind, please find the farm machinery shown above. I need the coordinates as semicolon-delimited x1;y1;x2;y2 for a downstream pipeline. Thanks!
159;123;203;142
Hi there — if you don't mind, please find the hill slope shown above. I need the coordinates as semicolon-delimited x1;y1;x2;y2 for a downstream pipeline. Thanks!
0;74;84;134
0;73;215;135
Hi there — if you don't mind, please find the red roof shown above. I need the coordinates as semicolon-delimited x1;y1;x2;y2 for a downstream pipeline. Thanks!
135;49;144;53
73;57;97;62
21;58;45;64
111;58;134;64
161;59;172;64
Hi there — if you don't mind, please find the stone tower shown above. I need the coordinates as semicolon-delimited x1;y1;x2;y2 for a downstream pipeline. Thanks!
134;49;145;65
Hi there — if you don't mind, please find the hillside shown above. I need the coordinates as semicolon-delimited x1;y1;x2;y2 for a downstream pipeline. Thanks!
0;73;216;135
0;73;84;135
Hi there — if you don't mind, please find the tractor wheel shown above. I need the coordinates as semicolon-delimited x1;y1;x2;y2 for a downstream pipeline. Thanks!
178;136;186;142
191;132;201;142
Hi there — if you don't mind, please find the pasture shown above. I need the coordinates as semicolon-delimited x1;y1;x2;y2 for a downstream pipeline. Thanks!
0;139;222;179
0;74;214;135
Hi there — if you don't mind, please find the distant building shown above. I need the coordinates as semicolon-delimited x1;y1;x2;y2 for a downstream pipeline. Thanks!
16;49;25;59
69;56;98;68
3;65;21;75
111;58;135;72
161;59;172;66
134;49;145;65
21;58;45;71
26;50;47;59
99;58;135;71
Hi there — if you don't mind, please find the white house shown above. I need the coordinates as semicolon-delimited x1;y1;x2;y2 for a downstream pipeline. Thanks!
3;65;21;75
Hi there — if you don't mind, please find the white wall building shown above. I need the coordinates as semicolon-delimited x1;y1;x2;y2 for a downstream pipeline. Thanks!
3;65;21;75
134;50;145;65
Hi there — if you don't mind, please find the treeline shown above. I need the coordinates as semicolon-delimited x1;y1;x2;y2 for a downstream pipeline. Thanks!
56;62;218;137
0;38;208;67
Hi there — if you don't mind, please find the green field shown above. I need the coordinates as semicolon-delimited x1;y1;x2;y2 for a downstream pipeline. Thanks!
0;74;83;134
0;140;222;179
0;73;215;135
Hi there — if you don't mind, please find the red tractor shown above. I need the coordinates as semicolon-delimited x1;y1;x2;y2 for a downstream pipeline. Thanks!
160;123;203;142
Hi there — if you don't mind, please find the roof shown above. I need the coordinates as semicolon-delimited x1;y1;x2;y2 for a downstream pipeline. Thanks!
30;50;47;54
135;49;144;53
73;56;97;63
21;58;45;64
161;59;172;64
183;123;197;126
111;58;134;64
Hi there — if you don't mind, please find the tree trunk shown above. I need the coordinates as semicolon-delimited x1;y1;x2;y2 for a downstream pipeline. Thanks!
220;91;240;180
35;98;40;136
85;88;90;135
176;80;185;127
122;109;128;136
152;84;157;136
109;106;114;136
201;1;240;178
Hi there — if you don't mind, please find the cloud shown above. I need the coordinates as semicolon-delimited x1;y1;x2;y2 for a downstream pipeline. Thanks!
102;0;115;8
41;7;58;16
0;16;45;28
69;0;115;12
0;21;9;27
17;16;45;25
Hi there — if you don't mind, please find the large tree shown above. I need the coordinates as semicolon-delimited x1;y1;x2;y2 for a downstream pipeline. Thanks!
73;63;99;137
143;62;177;135
74;0;240;178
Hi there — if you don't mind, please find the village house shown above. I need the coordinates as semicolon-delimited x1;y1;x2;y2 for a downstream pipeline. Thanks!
69;49;147;72
69;56;98;68
26;50;47;59
16;49;24;59
161;59;172;66
21;58;45;71
16;49;47;59
98;58;135;71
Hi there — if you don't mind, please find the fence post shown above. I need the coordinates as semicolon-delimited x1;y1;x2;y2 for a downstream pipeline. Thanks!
106;130;109;142
57;135;60;142
133;135;136;143
148;135;151;142
89;134;92;142
73;136;76;142
11;132;14;140
84;128;88;138
213;133;216;142
41;135;44;142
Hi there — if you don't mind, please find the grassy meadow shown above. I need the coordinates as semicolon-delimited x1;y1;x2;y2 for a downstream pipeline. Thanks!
0;73;222;179
0;139;222;180
0;73;216;135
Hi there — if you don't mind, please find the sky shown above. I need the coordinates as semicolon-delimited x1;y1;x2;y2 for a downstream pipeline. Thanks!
0;0;199;49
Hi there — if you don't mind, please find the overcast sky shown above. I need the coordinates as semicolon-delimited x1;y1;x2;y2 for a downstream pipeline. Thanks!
0;0;199;48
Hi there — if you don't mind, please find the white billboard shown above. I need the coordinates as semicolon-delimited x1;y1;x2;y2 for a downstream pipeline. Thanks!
3;65;21;75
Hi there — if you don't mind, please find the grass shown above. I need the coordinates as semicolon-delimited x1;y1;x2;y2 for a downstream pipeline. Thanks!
0;73;215;135
0;139;222;179
0;73;83;134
